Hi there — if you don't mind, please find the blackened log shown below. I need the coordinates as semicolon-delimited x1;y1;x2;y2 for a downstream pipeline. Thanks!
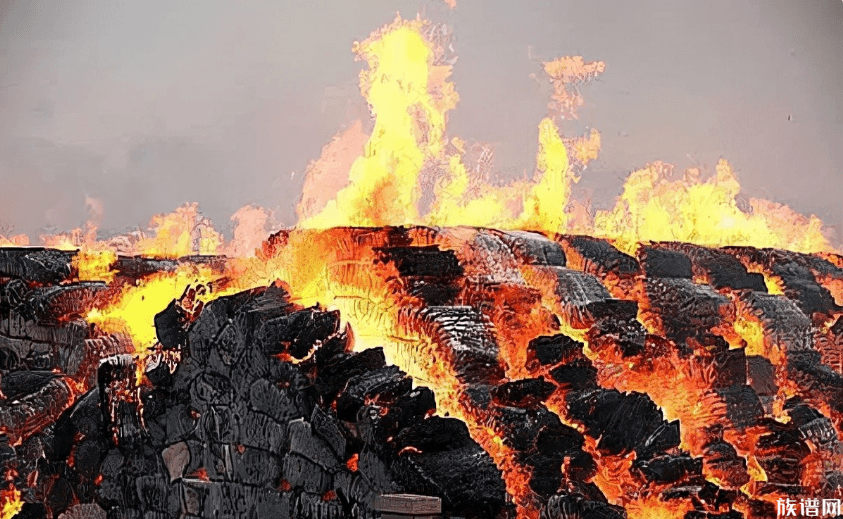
229;445;282;487
548;268;613;328
784;350;843;425
358;447;399;494
314;348;386;405
0;248;75;284
693;349;747;390
556;235;640;278
746;356;777;397
491;378;556;408
375;246;464;278
391;429;507;517
404;277;461;306
187;284;294;362
549;359;599;391
587;316;646;357
238;409;287;455
631;454;701;484
401;306;505;385
491;230;567;267
154;300;188;350
1;370;58;400
566;389;665;456
288;418;341;470
713;385;764;429
0;376;74;444
644;277;730;345
249;378;301;424
379;387;436;439
784;399;838;446
335;365;412;422
490;406;574;455
639;247;694;279
656;242;766;292
540;492;626;519
738;292;812;352
259;307;340;359
635;420;681;460
584;299;639;322
21;282;109;325
528;334;586;368
701;437;750;489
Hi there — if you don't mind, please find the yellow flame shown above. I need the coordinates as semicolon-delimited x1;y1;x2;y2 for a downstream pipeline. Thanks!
592;159;833;255
135;203;222;258
302;16;455;228
86;264;224;382
518;117;576;235
0;486;22;519
73;249;118;283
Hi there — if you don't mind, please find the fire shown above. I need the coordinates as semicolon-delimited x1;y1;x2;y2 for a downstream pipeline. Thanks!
73;249;118;283
592;160;833;256
0;486;22;519
85;265;224;382
134;203;222;258
0;9;841;519
300;16;456;228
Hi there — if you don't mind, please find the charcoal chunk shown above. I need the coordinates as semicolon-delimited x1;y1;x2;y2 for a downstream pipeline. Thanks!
0;248;74;284
632;454;701;484
335;366;412;422
154;300;188;350
493;230;567;266
376;246;464;278
528;334;586;368
541;492;626;519
491;378;556;408
566;389;664;456
314;348;387;404
635;420;681;460
1;370;58;401
640;247;694;279
558;235;640;278
259;308;340;359
550;359;598;390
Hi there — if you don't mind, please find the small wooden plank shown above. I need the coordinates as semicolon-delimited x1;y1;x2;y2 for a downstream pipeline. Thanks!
373;494;442;514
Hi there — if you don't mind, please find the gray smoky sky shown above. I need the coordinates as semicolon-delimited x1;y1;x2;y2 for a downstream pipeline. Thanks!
1;0;841;240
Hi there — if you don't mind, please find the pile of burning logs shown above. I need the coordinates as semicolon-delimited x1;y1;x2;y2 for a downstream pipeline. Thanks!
0;227;842;519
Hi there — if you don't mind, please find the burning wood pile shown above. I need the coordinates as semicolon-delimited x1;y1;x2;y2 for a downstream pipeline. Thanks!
0;227;842;519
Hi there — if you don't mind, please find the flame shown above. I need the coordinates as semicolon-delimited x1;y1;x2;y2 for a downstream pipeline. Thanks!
73;249;118;283
543;56;606;120
134;203;222;258
0;486;22;519
0;11;841;519
0;234;29;246
592;160;833;256
86;264;226;382
300;16;456;228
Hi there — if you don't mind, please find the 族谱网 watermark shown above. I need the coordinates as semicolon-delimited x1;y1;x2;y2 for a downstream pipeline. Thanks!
777;497;841;517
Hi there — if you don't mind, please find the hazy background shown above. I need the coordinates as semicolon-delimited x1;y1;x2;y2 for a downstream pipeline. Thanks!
1;0;841;240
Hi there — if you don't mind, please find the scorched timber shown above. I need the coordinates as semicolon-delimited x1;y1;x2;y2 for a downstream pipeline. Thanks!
1;228;843;519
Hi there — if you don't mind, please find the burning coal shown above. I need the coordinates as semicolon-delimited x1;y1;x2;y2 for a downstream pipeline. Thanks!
0;10;841;519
